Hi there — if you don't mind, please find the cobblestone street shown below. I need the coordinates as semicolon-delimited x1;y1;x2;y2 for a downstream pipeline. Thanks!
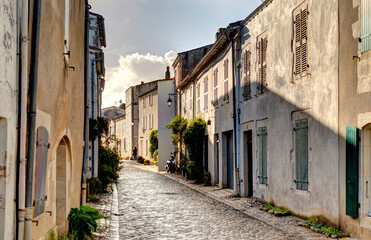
111;160;319;240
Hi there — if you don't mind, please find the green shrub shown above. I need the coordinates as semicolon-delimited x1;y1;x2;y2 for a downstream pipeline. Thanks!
87;194;100;203
144;159;150;165
149;129;158;158
87;177;102;195
97;145;122;192
137;156;144;164
183;117;206;183
68;206;104;240
153;149;158;166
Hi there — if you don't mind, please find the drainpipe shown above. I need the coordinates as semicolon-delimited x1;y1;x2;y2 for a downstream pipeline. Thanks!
81;1;91;206
17;0;29;238
25;0;42;239
225;28;241;196
91;54;103;177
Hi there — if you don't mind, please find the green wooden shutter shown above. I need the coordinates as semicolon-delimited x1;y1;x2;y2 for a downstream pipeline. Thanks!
34;126;49;217
295;119;308;190
346;125;359;218
258;127;267;184
361;0;371;53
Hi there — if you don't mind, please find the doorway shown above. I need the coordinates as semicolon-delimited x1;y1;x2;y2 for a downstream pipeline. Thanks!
226;131;234;189
204;136;209;172
214;134;219;185
56;138;67;234
244;130;253;197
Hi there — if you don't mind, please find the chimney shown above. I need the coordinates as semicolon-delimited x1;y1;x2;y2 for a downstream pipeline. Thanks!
141;81;144;85
165;66;170;79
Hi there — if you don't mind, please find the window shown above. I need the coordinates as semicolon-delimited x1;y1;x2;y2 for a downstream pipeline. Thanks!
223;59;229;102
64;0;71;64
149;114;153;129
294;4;309;78
213;68;218;107
34;127;49;217
295;119;308;190
189;87;193;110
143;97;146;109
204;76;208;112
124;138;126;152
149;94;153;106
197;82;201;114
362;0;371;52
183;92;187;114
242;49;251;100
145;116;148;130
142;115;146;130
257;36;268;94
257;127;267;184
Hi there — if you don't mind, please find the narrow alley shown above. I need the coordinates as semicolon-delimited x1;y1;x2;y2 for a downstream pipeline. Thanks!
112;161;301;239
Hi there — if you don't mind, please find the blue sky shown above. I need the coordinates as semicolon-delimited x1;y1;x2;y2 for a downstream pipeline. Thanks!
89;0;262;107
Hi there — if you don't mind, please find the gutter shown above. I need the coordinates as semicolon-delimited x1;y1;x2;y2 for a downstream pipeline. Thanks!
225;28;241;196
17;0;29;238
82;0;91;206
25;0;42;239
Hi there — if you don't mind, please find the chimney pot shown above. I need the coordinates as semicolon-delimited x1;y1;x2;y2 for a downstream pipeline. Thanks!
165;66;170;79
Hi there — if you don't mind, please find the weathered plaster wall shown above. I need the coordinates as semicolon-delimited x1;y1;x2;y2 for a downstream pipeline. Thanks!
30;0;86;238
339;0;371;238
239;0;339;224
0;0;17;238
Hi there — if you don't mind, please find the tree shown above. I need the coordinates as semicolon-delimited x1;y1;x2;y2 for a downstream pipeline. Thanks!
167;115;188;164
183;117;206;183
149;129;158;158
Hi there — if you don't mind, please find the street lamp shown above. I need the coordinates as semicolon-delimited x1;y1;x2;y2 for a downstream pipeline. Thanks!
167;93;179;108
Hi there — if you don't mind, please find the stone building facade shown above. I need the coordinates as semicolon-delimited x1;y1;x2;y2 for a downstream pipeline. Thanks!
174;0;371;239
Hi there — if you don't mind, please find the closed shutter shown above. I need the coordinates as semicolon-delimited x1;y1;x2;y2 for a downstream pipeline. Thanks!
258;38;267;94
362;0;371;52
258;127;267;184
346;126;359;218
295;119;308;190
204;76;208;111
34;126;49;217
224;59;229;79
294;5;308;78
213;69;218;107
243;50;251;100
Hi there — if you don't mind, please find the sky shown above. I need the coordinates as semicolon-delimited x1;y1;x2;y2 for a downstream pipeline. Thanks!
89;0;262;108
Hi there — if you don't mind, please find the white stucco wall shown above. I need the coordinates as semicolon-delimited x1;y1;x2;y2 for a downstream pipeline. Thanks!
158;80;176;171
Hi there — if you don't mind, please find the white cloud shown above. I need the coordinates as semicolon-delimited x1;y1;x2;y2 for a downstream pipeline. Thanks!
102;50;176;108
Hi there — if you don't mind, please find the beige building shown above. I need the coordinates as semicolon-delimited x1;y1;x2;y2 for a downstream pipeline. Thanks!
137;77;176;170
0;0;105;239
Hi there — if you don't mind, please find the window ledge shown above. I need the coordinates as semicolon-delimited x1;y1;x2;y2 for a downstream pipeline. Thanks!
293;73;311;84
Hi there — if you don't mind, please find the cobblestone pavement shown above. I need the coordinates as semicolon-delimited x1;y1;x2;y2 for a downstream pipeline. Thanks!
112;160;330;240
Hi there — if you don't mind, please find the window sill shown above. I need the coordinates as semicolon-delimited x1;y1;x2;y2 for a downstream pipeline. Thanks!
293;73;311;84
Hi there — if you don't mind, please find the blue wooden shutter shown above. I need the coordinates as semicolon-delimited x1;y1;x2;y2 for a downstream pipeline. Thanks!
258;127;267;184
295;119;308;190
34;126;49;217
346;126;359;218
361;0;371;53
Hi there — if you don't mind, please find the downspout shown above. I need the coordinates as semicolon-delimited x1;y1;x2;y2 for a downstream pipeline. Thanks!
17;0;29;238
91;53;103;177
25;0;42;239
225;28;241;196
81;1;90;206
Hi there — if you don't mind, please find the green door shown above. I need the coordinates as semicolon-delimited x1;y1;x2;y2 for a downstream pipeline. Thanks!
346;126;359;218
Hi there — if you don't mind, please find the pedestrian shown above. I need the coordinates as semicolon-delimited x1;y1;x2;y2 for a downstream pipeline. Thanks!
132;146;137;160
